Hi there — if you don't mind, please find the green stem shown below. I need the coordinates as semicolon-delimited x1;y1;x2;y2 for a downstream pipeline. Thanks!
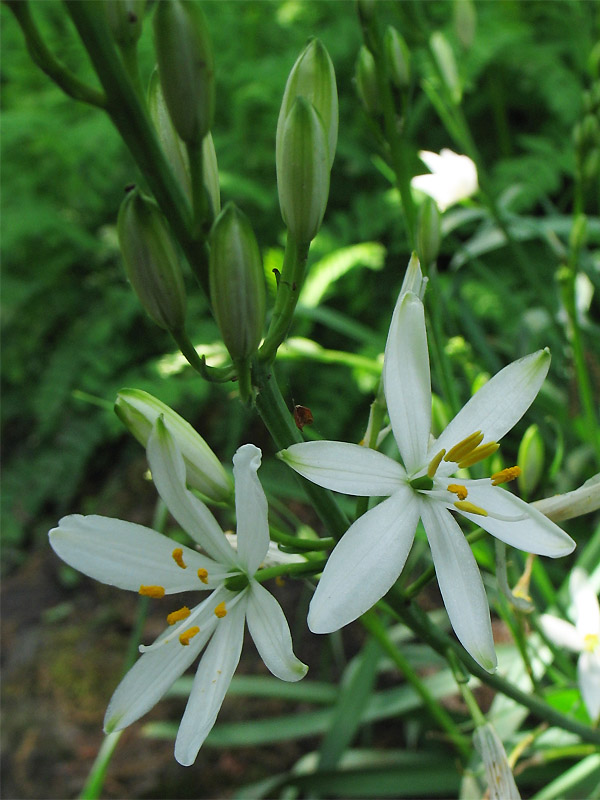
254;557;328;585
385;585;600;745
253;360;349;540
361;610;471;760
6;1;107;107
170;327;236;383
356;379;387;519
260;234;310;362
79;731;123;800
270;526;335;552
65;1;211;297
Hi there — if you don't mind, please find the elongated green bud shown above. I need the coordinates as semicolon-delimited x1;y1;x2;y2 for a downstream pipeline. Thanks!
105;0;145;47
209;203;266;361
148;69;220;216
430;31;461;103
384;26;410;89
416;196;441;269
277;96;330;244
118;188;186;330
453;0;476;50
276;38;338;171
153;0;214;145
115;389;233;502
355;45;381;115
517;424;545;500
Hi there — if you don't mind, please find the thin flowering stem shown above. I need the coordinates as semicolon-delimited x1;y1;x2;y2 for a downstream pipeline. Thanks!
254;558;328;585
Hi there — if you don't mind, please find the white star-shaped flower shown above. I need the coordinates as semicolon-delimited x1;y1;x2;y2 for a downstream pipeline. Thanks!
411;148;478;211
50;420;307;766
539;568;600;722
278;264;575;671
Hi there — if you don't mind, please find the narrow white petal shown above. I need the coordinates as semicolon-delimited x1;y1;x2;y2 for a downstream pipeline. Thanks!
433;350;550;458
421;500;497;672
104;620;212;732
383;292;431;473
457;484;575;557
473;722;521;800
538;614;583;652
278;440;406;496
147;418;238;566
246;581;308;681
49;515;220;593
578;650;600;722
570;569;600;637
308;487;419;633
411;174;454;212
418;150;445;173
233;444;269;574
174;597;247;766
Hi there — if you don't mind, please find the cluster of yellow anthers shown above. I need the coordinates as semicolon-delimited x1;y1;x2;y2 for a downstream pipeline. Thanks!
138;548;228;647
426;430;521;517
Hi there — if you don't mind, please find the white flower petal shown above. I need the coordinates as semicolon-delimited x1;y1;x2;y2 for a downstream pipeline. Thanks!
578;649;600;722
278;440;406;496
233;444;269;574
538;614;583;652
49;515;219;593
174;596;247;766
418;150;445;173
104;619;213;732
308;487;419;633
411;174;456;212
432;350;550;458
421;500;497;672
473;722;521;800
570;568;600;637
457;484;575;557
383;292;431;473
147;418;238;566
246;581;308;681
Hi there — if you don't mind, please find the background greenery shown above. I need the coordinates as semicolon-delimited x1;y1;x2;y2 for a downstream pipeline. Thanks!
1;1;599;797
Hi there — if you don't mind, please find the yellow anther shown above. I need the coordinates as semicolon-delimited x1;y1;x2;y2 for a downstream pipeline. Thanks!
138;584;165;598
214;601;227;618
275;576;286;587
457;442;499;469
454;500;488;517
448;483;468;500
172;547;187;569
584;633;599;653
427;449;446;478
167;606;191;625
197;568;209;584
179;626;200;646
444;431;484;463
491;466;521;486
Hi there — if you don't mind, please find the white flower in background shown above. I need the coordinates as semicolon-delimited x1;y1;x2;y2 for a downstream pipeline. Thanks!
49;421;307;766
539;568;600;722
473;722;521;800
411;148;478;211
279;260;575;672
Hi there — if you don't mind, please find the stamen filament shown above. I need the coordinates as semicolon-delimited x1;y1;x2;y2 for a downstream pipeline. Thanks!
491;466;521;486
458;442;499;469
454;500;488;517
214;601;227;618
447;483;468;500
427;449;446;478
172;547;187;569
167;606;191;625
179;626;200;646
139;584;165;598
198;568;209;584
444;431;483;463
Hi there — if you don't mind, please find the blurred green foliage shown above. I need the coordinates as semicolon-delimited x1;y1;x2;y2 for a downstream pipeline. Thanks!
2;0;599;575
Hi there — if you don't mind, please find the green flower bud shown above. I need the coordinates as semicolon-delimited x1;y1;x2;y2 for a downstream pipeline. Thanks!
115;388;233;502
416;196;441;269
384;26;410;89
153;0;214;145
277;96;330;244
583;149;600;182
105;0;145;47
117;188;186;330
430;31;461;103
453;0;476;50
276;38;338;171
148;69;220;216
209;203;266;361
569;213;588;254
355;45;381;115
517;423;545;500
